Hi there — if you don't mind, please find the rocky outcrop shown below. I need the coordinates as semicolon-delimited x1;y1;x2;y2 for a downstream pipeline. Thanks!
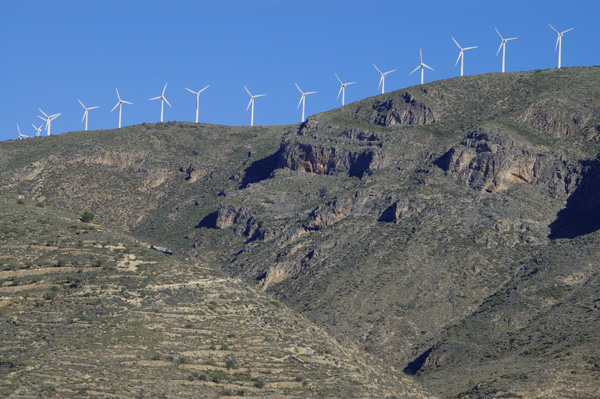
379;199;426;223
278;140;392;177
516;98;599;138
437;127;567;194
215;204;273;241
179;163;206;183
355;92;437;126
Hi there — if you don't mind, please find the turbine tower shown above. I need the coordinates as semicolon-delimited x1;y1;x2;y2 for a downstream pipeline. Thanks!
149;83;171;122
111;88;133;128
295;83;317;122
549;24;573;69
37;109;61;136
495;28;517;73
452;38;478;77
244;86;265;126
17;124;30;140
78;99;99;131
373;64;396;94
410;49;434;85
32;124;43;137
335;74;355;106
185;85;209;123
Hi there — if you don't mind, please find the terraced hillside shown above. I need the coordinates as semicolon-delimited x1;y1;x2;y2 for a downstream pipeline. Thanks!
1;66;600;398
0;193;426;398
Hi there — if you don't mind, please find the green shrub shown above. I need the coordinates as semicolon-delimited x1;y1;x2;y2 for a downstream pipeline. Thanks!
44;292;57;301
81;211;95;223
254;379;265;388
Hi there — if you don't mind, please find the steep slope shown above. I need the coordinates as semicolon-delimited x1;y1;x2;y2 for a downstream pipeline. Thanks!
0;193;426;398
1;67;600;398
408;232;600;398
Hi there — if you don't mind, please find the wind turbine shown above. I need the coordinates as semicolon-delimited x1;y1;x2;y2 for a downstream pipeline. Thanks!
295;83;317;122
373;64;396;94
111;88;133;128
549;24;573;69
335;74;355;106
78;99;99;131
32;124;43;137
410;49;434;85
495;28;517;73
17;124;30;140
452;38;478;77
185;85;209;123
244;86;265;126
149;83;171;122
37;109;61;136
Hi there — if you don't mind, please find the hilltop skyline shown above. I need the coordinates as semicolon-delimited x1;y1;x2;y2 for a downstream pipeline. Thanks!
3;0;599;141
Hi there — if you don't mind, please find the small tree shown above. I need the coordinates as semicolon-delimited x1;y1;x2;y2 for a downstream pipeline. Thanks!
81;211;95;223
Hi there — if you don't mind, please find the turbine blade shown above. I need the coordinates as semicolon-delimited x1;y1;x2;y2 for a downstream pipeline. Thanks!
255;94;266;98
185;87;196;94
378;76;383;90
164;97;172;107
410;65;420;75
452;37;461;50
111;102;119;112
424;64;435;71
373;64;382;74
78;99;85;108
496;42;504;56
37;115;46;121
50;113;61;119
246;98;253;111
337;86;343;99
455;52;462;65
116;88;121;100
385;69;396;74
162;82;167;95
347;82;356;85
305;91;317;95
244;85;252;96
149;96;161;101
89;106;100;110
420;49;423;63
562;28;574;34
39;108;49;117
335;73;342;84
199;85;209;93
495;27;503;40
297;95;303;109
549;24;559;34
295;82;303;94
465;46;478;50
122;101;133;105
506;37;518;41
82;111;87;123
555;36;560;51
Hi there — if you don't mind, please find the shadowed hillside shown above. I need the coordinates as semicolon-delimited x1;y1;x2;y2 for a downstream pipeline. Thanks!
2;67;600;398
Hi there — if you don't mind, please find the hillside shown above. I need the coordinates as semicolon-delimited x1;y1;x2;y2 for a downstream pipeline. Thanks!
1;66;600;398
0;193;425;398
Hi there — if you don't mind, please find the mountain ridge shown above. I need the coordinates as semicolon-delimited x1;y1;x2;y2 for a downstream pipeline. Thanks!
2;66;600;398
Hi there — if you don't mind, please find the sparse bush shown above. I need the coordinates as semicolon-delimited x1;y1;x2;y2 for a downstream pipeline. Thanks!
81;211;95;223
225;355;237;370
44;292;57;301
254;379;265;389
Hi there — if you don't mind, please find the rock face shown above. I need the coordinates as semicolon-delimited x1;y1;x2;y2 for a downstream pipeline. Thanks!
277;140;390;177
354;92;438;126
437;127;570;194
216;204;271;241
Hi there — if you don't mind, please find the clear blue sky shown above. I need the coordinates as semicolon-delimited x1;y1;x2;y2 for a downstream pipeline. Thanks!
2;0;598;141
